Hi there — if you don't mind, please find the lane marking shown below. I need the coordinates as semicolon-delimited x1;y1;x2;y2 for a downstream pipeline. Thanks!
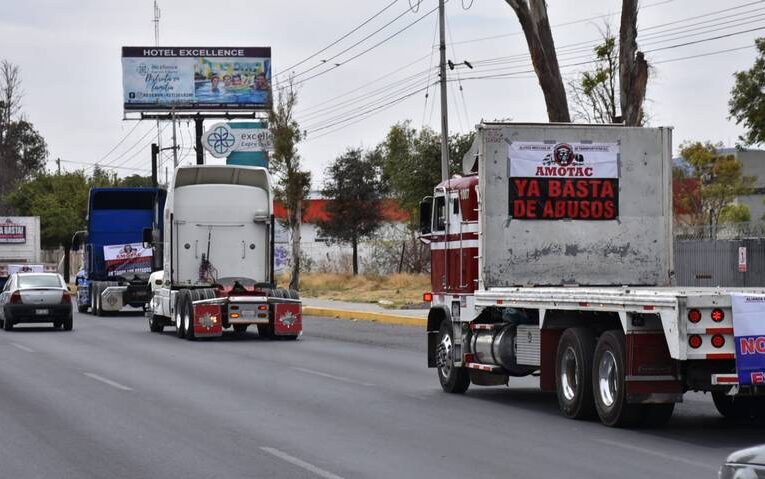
591;438;717;470
290;367;375;387
10;343;34;353
82;372;133;391
261;447;345;479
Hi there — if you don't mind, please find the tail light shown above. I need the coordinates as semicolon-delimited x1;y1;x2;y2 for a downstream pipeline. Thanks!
258;304;268;311
711;334;726;348
9;291;21;304
687;309;702;323
688;335;702;349
711;308;725;322
423;292;433;302
61;292;71;304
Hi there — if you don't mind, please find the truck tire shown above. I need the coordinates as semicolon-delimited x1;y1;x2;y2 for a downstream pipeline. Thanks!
233;324;248;333
555;327;596;419
712;392;760;420
183;289;196;341
175;290;187;338
92;282;101;316
287;289;299;300
592;330;641;427
149;314;164;333
436;320;470;394
77;303;88;313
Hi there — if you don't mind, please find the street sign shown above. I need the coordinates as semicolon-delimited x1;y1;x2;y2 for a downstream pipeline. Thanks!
739;246;747;273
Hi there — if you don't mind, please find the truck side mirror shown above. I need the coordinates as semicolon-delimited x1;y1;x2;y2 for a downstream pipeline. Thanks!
419;197;433;235
70;230;86;251
142;227;154;247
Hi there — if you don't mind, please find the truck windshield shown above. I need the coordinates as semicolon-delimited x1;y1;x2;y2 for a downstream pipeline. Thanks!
18;274;63;289
92;191;155;210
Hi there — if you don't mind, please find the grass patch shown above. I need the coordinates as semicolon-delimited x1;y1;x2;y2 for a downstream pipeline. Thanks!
278;273;430;309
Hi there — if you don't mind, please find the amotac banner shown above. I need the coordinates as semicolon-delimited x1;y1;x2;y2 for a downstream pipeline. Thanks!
122;47;271;111
731;293;765;385
0;218;26;243
103;243;153;277
508;141;619;220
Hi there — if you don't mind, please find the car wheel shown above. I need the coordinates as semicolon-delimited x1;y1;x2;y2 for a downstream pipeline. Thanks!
555;327;596;419
592;330;641;427
3;316;12;331
63;315;73;331
436;320;470;394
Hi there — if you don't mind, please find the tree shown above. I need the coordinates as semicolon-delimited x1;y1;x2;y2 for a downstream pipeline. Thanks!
720;203;751;224
503;0;570;122
269;78;311;290
569;30;620;123
679;141;755;236
119;174;154;187
318;149;385;275
8;171;91;282
619;0;649;126
0;60;47;213
729;38;765;146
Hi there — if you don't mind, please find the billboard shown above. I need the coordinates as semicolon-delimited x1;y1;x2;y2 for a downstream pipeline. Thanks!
122;47;271;111
103;243;153;277
0;218;26;243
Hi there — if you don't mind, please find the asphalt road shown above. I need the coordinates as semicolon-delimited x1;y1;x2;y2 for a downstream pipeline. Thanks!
0;311;761;479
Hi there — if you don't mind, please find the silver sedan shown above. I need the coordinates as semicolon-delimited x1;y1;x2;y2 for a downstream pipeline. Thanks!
0;273;73;331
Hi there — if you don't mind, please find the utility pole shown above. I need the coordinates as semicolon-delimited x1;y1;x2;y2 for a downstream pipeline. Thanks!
438;0;449;183
153;0;163;175
171;108;178;167
56;157;61;174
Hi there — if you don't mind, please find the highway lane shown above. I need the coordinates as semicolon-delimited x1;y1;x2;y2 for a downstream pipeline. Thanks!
0;311;761;479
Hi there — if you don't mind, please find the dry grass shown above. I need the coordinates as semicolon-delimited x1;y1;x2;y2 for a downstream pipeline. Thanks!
278;273;431;309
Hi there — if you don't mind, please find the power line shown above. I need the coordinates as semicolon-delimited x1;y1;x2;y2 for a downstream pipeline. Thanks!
59;159;150;173
92;120;143;165
274;0;400;79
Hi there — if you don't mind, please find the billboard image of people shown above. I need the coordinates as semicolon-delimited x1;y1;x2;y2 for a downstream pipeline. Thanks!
122;47;271;111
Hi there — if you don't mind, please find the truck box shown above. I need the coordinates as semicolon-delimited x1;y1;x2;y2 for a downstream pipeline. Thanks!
476;123;673;288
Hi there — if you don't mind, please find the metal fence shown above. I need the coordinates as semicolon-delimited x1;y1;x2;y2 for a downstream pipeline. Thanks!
674;223;765;286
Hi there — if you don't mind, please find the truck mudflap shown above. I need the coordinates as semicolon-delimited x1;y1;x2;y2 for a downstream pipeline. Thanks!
192;303;224;338
272;300;302;336
190;296;302;337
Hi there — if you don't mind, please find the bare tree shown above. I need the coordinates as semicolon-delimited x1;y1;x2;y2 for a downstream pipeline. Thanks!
268;77;311;291
619;0;648;126
568;27;619;123
0;60;23;144
504;0;571;122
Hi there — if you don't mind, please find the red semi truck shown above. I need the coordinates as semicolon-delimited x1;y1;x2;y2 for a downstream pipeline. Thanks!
420;123;765;427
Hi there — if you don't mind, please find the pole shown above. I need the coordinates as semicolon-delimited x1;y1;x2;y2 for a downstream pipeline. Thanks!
172;109;178;167
56;157;61;174
153;1;163;174
438;0;449;183
195;117;204;165
151;143;158;186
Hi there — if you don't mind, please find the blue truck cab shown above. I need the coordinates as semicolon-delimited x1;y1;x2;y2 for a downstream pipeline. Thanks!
76;187;166;315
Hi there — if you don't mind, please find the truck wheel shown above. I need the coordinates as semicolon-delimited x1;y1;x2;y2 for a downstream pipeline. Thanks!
287;289;299;300
555;327;596;419
77;303;88;313
183;290;196;341
149;314;164;333
712;392;757;420
257;324;274;338
436;320;470;394
233;324;248;333
641;403;674;427
592;330;641;427
175;291;187;338
63;315;73;331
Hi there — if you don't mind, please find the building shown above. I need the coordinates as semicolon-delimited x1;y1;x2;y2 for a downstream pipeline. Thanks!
273;193;411;274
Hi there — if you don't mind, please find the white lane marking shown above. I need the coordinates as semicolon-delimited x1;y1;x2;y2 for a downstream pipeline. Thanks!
591;438;717;470
82;372;133;391
290;367;375;387
261;447;345;479
10;343;34;353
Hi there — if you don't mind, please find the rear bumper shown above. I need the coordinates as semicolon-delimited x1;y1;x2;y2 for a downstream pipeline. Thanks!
4;304;72;323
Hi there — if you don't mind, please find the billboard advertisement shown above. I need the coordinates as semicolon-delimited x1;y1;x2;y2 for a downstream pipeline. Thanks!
122;47;271;111
103;243;153;277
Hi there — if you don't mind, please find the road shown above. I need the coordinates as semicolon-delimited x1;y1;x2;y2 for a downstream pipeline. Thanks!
0;311;760;479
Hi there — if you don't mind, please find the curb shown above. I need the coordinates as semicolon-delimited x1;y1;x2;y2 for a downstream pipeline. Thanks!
303;306;426;327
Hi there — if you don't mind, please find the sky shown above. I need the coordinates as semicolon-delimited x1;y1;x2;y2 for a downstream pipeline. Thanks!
1;0;763;187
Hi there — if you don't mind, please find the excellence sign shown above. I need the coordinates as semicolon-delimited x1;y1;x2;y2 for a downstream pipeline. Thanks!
122;46;271;111
508;141;619;220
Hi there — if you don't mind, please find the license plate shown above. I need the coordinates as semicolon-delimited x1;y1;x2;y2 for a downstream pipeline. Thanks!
241;310;256;318
35;309;49;315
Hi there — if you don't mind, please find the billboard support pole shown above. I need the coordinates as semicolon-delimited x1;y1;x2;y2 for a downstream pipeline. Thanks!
195;117;204;165
171;108;178;167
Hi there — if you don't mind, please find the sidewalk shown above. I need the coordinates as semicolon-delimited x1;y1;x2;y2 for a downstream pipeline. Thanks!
301;298;427;327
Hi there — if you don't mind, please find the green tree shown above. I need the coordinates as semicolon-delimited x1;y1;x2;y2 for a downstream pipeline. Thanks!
378;120;474;215
119;174;154;187
8;171;91;282
679;141;755;235
729;38;765;146
269;77;311;290
720;203;751;223
0;60;47;213
318;149;385;275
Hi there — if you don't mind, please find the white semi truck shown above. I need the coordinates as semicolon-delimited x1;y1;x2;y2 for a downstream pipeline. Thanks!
146;165;302;340
420;123;765;427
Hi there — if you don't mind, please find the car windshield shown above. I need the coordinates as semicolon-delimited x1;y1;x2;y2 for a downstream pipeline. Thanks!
18;274;63;289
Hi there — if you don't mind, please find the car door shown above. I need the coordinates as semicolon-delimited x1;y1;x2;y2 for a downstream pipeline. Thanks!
0;275;14;319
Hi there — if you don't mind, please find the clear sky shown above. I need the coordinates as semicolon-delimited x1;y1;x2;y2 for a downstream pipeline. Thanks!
1;0;762;186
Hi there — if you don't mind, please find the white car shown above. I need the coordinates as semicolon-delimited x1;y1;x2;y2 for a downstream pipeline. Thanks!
0;272;73;331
